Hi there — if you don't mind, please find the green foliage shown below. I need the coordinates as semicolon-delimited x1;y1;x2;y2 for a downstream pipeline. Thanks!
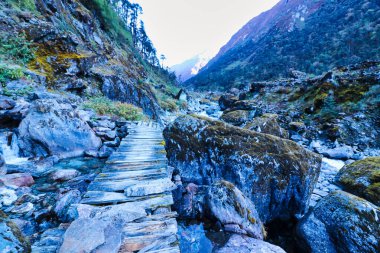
83;97;144;121
80;0;132;45
0;64;25;86
5;0;37;12
2;86;34;97
0;33;36;65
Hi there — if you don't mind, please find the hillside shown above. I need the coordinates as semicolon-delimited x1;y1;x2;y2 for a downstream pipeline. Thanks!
186;0;380;90
0;0;176;119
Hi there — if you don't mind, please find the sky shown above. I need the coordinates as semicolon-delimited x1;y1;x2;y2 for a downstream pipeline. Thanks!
133;0;281;66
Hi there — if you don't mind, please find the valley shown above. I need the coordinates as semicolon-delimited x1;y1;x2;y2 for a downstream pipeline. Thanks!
0;0;379;253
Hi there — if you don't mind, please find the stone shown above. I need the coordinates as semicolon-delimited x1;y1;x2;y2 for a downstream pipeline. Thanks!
218;94;239;111
0;173;34;187
227;100;262;113
321;145;354;160
10;202;34;214
10;218;36;237
17;99;102;158
0;187;17;206
0;95;16;110
297;190;380;253
215;234;286;253
206;181;264;239
220;110;251;126
335;157;380;205
164;115;321;223
0;220;29;252
289;121;307;133
49;169;80;182
104;137;121;147
59;203;146;253
54;190;82;223
245;113;289;139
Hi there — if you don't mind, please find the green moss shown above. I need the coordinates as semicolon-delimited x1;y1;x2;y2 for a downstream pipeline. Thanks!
337;157;380;205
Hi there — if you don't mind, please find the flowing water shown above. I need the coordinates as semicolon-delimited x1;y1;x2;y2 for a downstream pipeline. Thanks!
0;130;29;165
178;220;230;253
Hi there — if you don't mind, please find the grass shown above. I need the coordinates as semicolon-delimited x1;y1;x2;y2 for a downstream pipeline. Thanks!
83;97;144;121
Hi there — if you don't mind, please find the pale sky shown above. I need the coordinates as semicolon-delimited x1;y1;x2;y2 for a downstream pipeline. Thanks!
133;0;281;66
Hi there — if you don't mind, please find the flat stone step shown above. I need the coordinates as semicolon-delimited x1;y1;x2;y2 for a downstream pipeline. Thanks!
124;178;176;197
95;168;167;181
105;163;168;172
119;233;178;253
88;175;170;192
107;158;167;165
122;216;178;237
81;191;174;207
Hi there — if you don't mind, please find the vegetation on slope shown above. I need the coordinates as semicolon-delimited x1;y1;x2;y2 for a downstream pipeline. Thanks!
187;0;380;90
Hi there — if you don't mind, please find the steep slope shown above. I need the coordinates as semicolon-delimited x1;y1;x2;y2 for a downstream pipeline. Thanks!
186;0;380;90
0;0;175;119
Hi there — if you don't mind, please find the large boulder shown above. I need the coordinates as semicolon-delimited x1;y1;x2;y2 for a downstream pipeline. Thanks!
215;234;286;253
164;115;321;222
245;113;289;139
297;190;380;253
206;181;265;239
17;99;102;158
335;157;380;206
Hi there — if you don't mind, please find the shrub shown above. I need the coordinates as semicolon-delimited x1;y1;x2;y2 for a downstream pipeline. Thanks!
0;32;36;64
5;0;37;12
0;64;25;86
83;97;144;121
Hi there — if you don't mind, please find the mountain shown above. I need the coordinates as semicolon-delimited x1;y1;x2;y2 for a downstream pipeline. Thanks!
171;54;211;82
186;0;380;90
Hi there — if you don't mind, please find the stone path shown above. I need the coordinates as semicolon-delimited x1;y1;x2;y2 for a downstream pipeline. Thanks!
58;122;180;253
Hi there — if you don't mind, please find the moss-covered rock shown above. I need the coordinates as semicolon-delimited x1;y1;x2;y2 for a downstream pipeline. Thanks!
297;190;380;253
245;113;289;139
206;180;265;239
220;110;250;126
164;115;321;223
335;157;380;205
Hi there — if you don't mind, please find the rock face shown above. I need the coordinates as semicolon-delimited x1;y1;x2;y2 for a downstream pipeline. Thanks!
297;190;380;253
215;234;286;253
206;181;264;239
164;115;321;222
335;157;380;205
17;99;102;158
245;113;289;139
